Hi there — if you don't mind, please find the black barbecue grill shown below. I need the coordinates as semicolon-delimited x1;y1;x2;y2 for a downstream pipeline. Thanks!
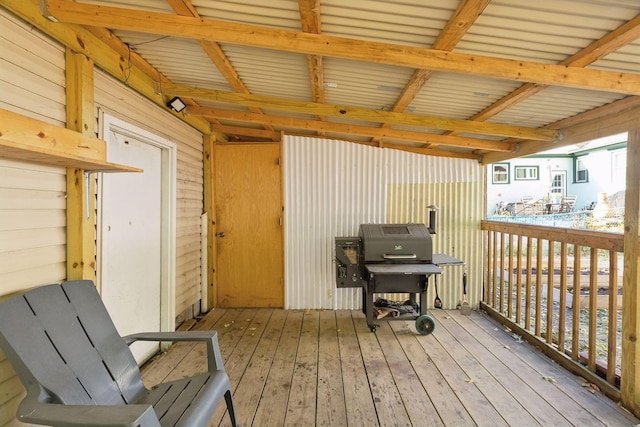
335;212;463;333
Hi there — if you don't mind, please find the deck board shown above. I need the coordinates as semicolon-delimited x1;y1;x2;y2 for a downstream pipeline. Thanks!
430;311;571;426
357;318;412;426
450;310;634;426
251;310;302;427
430;314;540;426
374;321;443;426
316;310;347;426
335;310;379;426
141;309;640;427
285;310;319;426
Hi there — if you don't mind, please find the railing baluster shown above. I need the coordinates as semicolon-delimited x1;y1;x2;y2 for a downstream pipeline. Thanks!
507;233;514;319
589;248;598;373
516;235;523;325
492;230;498;307
499;232;506;314
607;250;618;383
525;237;533;331
546;240;555;344
572;245;581;363
535;239;543;337
485;230;492;304
558;242;567;353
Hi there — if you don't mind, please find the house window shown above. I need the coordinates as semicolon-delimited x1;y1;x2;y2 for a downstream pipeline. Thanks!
492;163;509;184
575;157;588;183
611;149;626;189
514;166;539;181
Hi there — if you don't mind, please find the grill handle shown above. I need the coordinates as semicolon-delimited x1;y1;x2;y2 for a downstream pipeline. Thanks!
382;254;417;260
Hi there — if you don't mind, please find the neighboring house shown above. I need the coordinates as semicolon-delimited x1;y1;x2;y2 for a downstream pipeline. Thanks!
486;134;627;216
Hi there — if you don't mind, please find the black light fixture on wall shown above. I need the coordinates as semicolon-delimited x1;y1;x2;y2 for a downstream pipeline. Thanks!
166;96;186;113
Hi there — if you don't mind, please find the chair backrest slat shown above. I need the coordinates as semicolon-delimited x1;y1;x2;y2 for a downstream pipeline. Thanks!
0;294;94;404
62;280;145;403
0;282;145;406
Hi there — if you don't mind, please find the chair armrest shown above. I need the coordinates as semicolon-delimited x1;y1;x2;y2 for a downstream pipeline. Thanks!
18;400;160;427
123;330;224;373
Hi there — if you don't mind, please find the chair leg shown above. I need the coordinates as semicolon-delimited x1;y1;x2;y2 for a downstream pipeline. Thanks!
225;389;237;427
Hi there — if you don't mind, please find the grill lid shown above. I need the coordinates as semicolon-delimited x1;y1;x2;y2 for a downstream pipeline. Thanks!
359;223;432;263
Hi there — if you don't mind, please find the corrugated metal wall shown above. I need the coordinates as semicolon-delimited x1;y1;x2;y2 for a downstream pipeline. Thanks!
284;135;484;310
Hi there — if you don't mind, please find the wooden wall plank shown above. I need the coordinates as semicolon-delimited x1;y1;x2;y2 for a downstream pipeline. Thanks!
65;49;96;281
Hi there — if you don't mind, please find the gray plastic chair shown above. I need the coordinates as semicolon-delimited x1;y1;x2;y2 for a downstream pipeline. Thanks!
0;280;237;427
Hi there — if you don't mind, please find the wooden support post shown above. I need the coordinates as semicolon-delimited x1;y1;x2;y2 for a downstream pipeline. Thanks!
65;49;96;281
203;133;217;309
622;126;640;417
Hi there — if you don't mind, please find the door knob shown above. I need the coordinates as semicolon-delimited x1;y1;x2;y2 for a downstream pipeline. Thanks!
216;232;225;238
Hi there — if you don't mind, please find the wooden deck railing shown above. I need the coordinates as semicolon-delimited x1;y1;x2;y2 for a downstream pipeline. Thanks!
481;220;624;401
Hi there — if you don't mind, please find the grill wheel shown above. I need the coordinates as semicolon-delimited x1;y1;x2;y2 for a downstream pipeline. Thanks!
415;314;436;335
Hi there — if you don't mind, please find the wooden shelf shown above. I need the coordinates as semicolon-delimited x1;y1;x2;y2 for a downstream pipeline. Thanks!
0;108;142;172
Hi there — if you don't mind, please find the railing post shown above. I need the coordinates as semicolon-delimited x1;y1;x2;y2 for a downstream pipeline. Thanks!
622;126;640;417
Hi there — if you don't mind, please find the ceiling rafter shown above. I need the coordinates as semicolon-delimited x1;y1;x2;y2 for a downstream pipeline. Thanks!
298;0;324;104
40;0;640;96
162;82;558;140
191;106;516;152
452;12;640;136
373;0;490;146
165;0;277;139
213;124;481;160
391;0;491;114
298;0;325;135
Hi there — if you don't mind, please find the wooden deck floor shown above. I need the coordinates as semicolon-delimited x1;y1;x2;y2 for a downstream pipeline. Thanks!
140;308;639;427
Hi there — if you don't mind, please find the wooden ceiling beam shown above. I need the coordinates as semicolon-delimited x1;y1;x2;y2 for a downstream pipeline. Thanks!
215;125;281;140
384;143;480;160
482;96;640;164
164;83;557;141
212;124;481;160
298;0;326;136
298;0;324;105
191;106;517;152
41;0;640;96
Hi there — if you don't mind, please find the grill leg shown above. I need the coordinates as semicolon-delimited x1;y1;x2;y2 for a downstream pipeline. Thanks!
420;275;429;316
363;280;378;332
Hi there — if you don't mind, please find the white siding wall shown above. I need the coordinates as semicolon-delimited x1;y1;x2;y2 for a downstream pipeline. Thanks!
0;8;66;427
284;135;484;310
94;70;204;317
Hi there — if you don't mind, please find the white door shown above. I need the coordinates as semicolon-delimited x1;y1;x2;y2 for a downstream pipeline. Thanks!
99;114;176;363
551;170;567;196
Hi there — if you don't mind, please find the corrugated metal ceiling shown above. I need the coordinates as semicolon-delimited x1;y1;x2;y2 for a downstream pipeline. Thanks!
42;0;640;160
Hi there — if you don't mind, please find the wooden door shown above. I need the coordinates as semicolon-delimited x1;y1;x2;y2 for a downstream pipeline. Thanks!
214;143;283;307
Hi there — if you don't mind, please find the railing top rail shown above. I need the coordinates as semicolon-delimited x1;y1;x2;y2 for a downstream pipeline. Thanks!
481;220;625;252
